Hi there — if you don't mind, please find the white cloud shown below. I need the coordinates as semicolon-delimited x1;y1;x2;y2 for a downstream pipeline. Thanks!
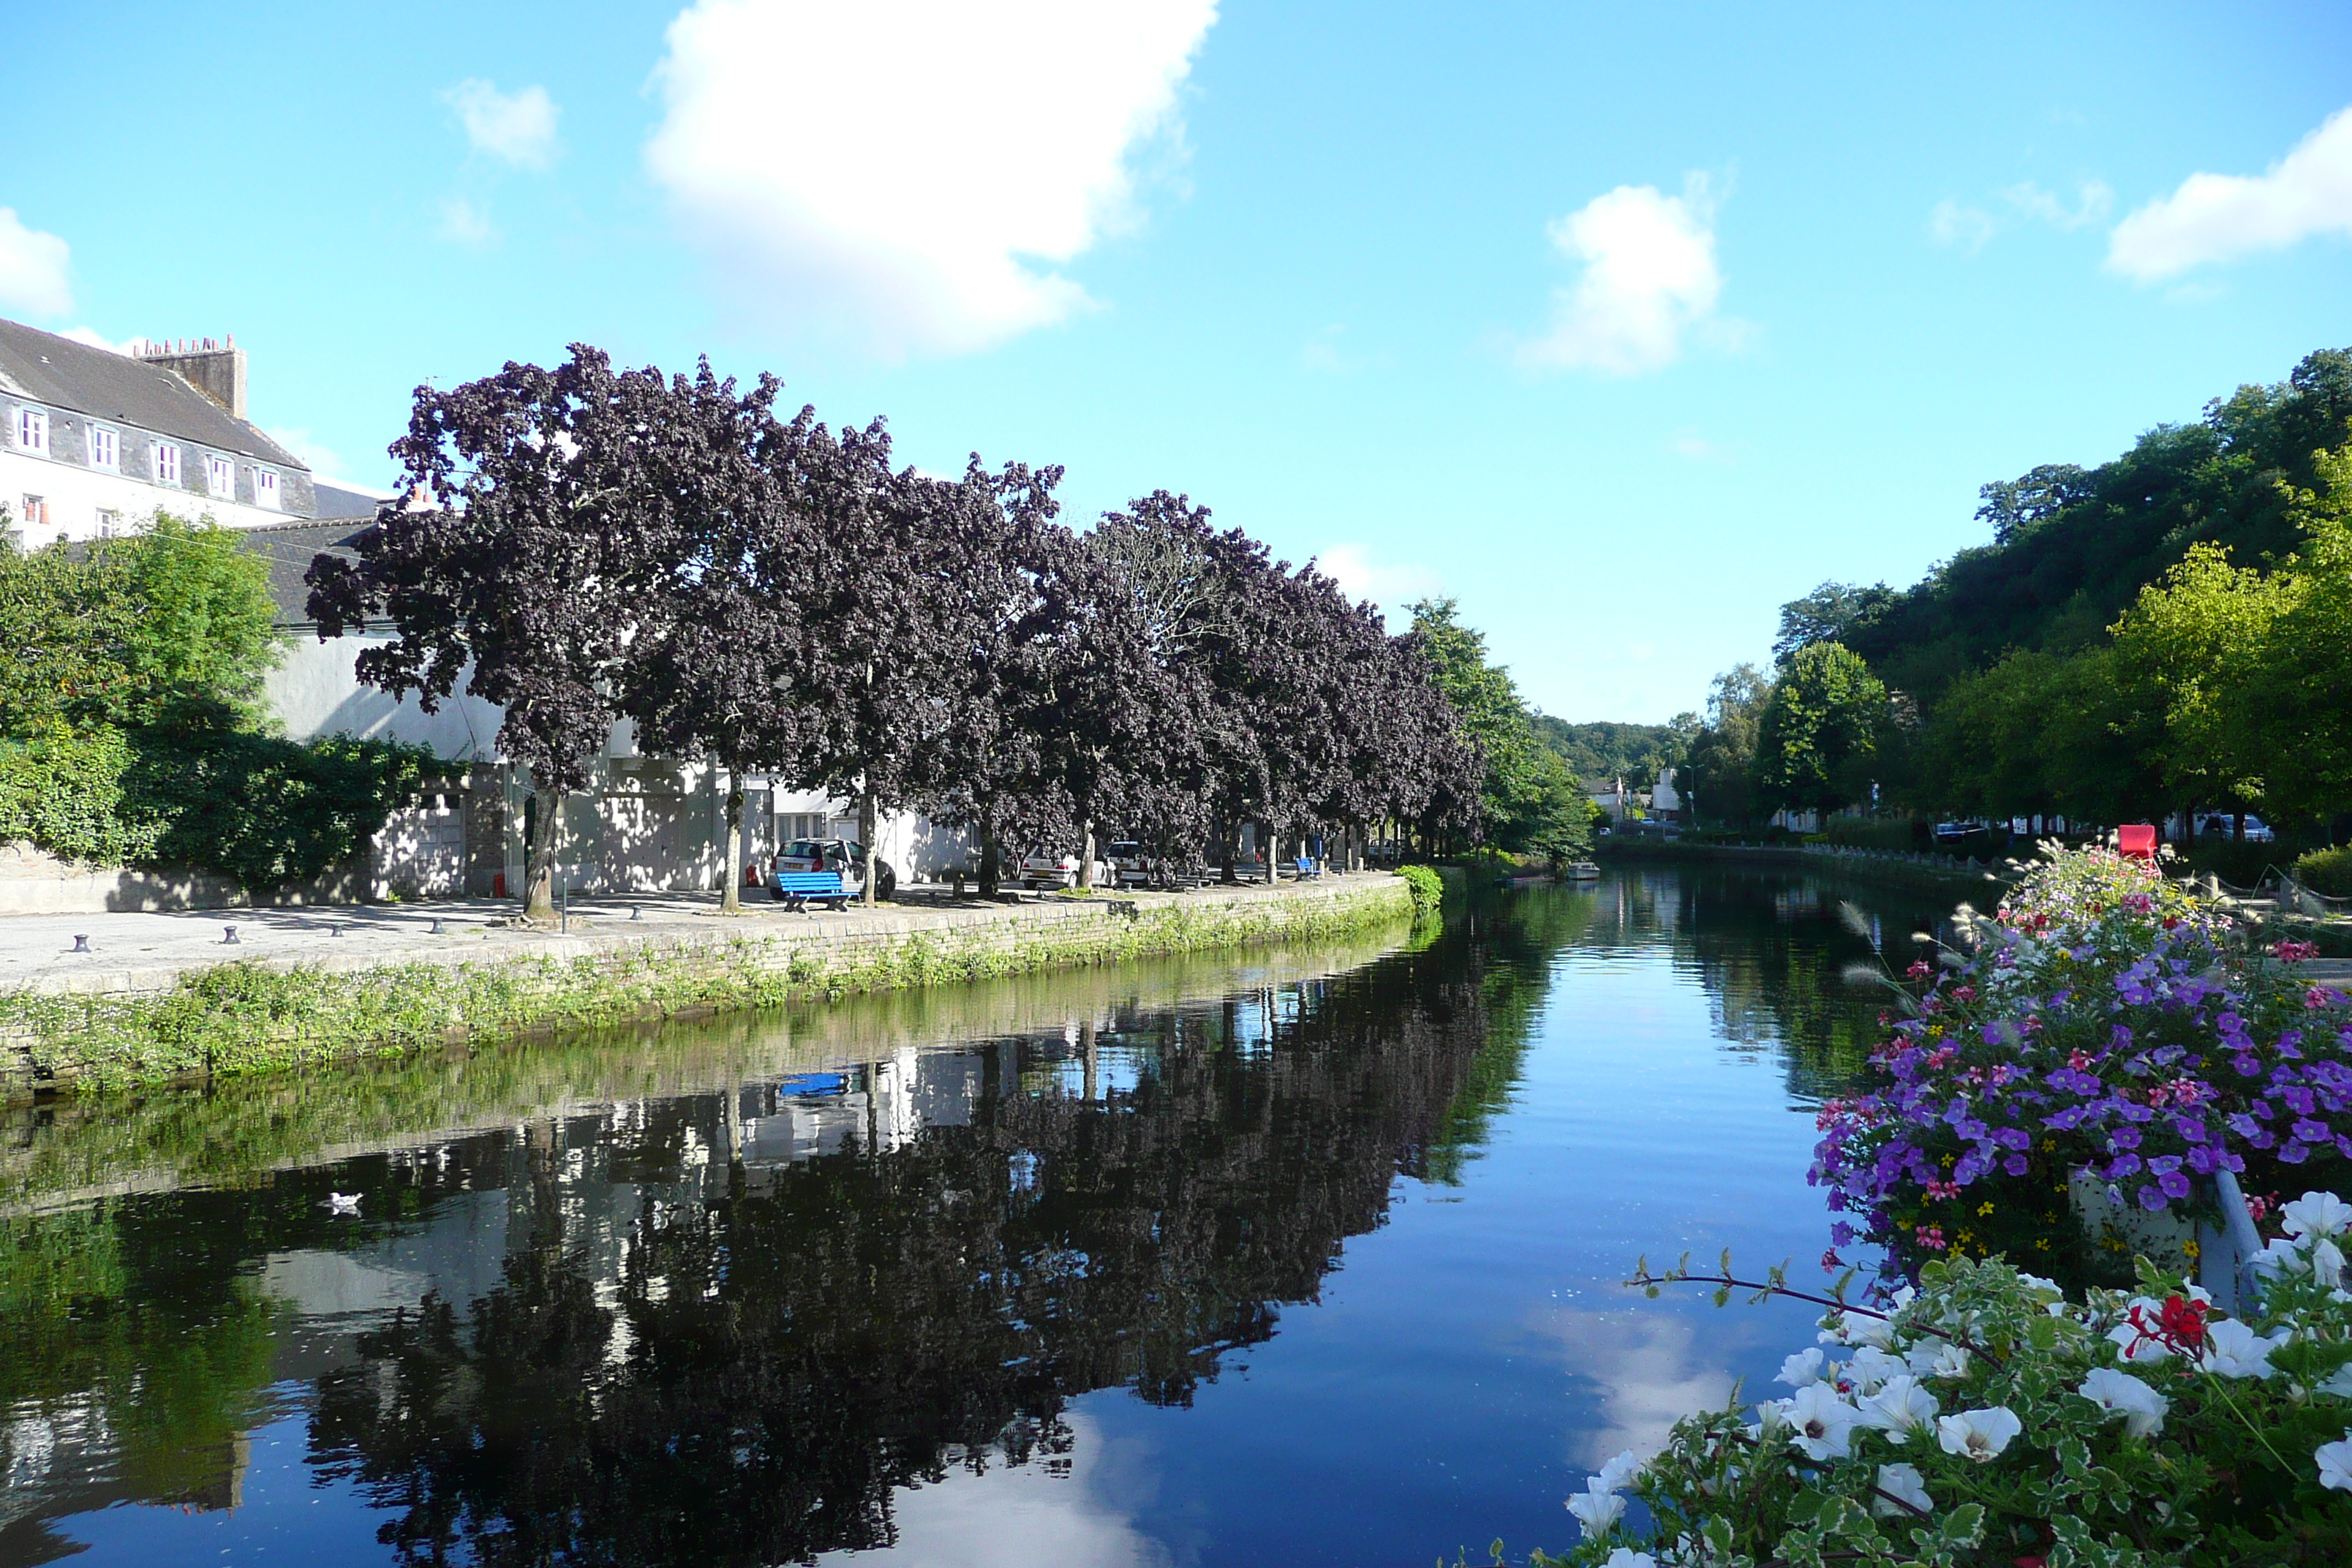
1517;173;1726;376
1931;181;2109;253
2108;105;2352;280
264;426;355;483
644;0;1219;356
445;79;561;170
0;206;72;318
1670;432;1737;463
1317;543;1440;623
1929;198;1997;253
437;197;495;246
55;326;137;355
2001;179;2112;230
1539;1308;1741;1466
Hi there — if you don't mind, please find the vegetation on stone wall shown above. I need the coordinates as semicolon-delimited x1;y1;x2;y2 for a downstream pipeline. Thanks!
0;516;433;885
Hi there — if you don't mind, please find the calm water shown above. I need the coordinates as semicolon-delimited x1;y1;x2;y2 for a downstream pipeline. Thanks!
1;866;1948;1568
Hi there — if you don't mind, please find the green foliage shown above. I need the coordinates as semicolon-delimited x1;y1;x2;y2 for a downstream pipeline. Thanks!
1753;642;1888;816
0;515;283;737
1820;815;1922;852
2296;845;2352;898
1684;663;1771;829
1529;715;1692;785
1398;863;1444;916
0;723;434;885
1537;1243;2352;1568
1409;599;1591;857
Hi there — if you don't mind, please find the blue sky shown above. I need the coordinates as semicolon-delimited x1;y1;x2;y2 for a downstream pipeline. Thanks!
4;1;2348;722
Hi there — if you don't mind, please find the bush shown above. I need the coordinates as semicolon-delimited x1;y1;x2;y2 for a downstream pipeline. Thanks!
2182;836;2285;889
2296;845;2352;898
1531;1219;2352;1567
1398;864;1444;916
0;723;432;887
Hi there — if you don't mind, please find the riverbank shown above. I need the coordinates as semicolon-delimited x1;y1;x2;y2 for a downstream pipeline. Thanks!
1;872;1413;1098
1598;837;2015;899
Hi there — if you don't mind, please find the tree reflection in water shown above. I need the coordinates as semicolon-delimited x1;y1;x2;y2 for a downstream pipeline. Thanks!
301;941;1520;1567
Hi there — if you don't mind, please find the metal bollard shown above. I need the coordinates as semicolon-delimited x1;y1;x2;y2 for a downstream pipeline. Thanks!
429;918;445;935
630;905;642;921
223;926;239;945
329;924;343;938
72;934;91;953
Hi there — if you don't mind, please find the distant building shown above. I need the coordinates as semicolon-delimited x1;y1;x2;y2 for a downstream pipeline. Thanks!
1651;766;1683;821
1;316;315;544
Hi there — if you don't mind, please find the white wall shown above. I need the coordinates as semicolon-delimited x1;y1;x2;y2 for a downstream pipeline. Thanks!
268;635;507;758
1;453;295;542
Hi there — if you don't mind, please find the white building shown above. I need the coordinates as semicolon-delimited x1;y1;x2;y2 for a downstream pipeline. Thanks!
1;316;320;543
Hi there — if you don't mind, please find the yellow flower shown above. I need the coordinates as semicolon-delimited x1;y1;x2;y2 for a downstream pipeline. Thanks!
2184;1240;2202;1259
1977;1202;1994;1216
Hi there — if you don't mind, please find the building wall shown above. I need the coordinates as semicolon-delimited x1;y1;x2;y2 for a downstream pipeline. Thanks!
2;450;306;543
267;635;508;759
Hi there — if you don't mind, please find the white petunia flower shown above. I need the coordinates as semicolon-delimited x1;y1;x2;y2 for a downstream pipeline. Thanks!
2078;1368;2168;1438
1872;1461;1933;1518
1907;1341;1972;1379
2315;1237;2346;1291
1593;1449;1641;1495
1823;1311;1899;1351
1777;1347;1827;1387
2318;1433;2352;1492
1784;1381;1861;1461
2317;1364;2352;1399
2201;1319;2291;1380
2283;1191;2352;1241
2253;1237;2310;1279
1567;1484;1626;1537
2106;1316;2174;1365
1858;1374;1940;1441
1936;1406;2022;1463
2016;1273;2062;1297
1600;1550;1659;1568
1844;1346;1907;1395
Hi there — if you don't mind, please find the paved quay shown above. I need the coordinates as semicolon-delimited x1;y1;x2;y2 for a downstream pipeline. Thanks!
0;872;1407;999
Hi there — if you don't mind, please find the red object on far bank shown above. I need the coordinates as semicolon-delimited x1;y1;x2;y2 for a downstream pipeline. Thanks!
2118;824;2157;861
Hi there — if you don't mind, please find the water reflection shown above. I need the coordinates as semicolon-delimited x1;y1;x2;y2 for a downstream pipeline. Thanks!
1;869;1947;1567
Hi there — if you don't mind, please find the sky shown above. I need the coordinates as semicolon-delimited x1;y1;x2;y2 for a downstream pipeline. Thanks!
4;1;2348;723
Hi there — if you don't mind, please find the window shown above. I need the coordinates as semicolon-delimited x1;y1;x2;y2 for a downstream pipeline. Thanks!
13;407;47;456
254;468;281;510
94;508;121;538
88;425;119;471
151;442;181;486
207;455;235;500
18;495;46;530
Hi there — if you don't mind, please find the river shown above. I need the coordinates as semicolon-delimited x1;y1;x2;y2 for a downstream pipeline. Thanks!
0;864;1953;1567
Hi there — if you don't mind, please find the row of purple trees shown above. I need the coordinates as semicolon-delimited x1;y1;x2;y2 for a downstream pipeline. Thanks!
306;347;1480;916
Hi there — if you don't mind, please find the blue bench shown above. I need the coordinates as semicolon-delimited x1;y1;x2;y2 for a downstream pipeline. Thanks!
1294;856;1321;880
771;870;852;911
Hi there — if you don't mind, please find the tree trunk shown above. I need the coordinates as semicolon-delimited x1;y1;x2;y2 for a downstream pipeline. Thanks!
1268;826;1281;883
979;833;1001;898
721;766;744;914
1218;819;1237;885
860;788;879;908
524;784;561;921
1078;815;1096;890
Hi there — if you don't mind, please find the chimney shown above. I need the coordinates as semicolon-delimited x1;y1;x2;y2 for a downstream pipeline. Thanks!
135;335;249;419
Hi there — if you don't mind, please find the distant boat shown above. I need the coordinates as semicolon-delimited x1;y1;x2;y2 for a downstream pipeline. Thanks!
1564;862;1601;881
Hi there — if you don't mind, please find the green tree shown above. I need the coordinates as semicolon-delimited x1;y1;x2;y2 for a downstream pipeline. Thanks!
1684;663;1770;829
1751;642;1887;818
1406;598;1586;858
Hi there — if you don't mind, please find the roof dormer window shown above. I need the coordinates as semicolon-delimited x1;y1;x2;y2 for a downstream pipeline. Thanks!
254;469;281;510
151;442;181;486
12;407;46;456
207;454;235;501
88;425;119;472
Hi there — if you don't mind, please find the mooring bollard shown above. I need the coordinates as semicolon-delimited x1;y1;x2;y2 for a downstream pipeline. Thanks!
72;934;91;953
329;924;343;938
430;918;445;935
630;905;642;921
223;926;239;945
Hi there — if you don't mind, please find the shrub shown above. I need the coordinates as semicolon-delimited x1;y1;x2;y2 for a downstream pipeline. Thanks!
0;723;432;887
1529;1212;2352;1567
1398;864;1444;916
2296;845;2352;899
1812;845;2352;1275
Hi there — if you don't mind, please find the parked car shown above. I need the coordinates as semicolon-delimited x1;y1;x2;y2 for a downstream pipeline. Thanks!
773;838;897;900
1107;841;1153;887
1019;848;1113;890
2198;814;2275;843
1932;821;1986;843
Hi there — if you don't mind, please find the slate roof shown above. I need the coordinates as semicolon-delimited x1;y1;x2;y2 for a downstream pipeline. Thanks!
234;519;372;625
0;316;306;469
313;480;391;519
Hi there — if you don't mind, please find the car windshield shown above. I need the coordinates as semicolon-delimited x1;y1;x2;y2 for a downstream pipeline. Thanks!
784;840;826;859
